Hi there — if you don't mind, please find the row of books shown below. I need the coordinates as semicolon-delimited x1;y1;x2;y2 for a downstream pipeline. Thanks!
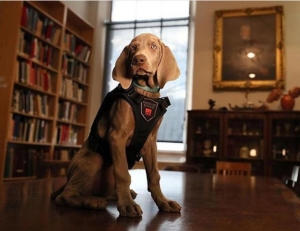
19;31;55;67
12;89;49;117
16;60;52;92
10;115;49;143
60;78;84;102
63;33;91;62
21;4;61;45
56;125;78;145
62;54;88;83
58;101;78;123
4;147;43;178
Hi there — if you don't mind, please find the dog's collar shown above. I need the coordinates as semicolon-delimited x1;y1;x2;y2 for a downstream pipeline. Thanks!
132;80;160;93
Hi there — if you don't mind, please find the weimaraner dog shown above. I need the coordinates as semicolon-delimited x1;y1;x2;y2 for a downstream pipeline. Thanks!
51;33;181;217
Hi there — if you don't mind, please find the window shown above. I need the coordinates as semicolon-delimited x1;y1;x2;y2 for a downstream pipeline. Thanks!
104;1;189;144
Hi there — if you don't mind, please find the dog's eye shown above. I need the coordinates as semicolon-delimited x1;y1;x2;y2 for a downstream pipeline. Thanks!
151;44;157;49
130;45;137;50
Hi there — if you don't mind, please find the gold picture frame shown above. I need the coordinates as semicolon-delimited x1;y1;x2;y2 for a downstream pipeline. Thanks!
213;6;285;90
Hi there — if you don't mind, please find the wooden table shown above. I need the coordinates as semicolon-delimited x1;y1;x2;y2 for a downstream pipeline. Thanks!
0;170;299;231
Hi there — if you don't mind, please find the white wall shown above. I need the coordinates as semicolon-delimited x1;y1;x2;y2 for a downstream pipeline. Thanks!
63;1;111;131
192;1;300;111
64;0;300;131
63;1;90;21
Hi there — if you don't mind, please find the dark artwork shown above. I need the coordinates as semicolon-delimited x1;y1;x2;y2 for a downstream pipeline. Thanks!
222;14;276;81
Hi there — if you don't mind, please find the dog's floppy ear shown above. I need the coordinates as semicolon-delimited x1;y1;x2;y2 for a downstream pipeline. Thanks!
112;46;132;89
156;44;180;89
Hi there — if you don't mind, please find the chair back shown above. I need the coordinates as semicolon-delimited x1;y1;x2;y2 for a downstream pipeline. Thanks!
216;161;251;176
285;165;300;190
163;164;200;173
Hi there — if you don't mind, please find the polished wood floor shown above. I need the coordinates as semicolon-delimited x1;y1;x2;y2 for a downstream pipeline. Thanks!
0;170;300;231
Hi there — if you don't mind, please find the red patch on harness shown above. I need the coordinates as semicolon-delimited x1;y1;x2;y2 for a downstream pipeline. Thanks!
141;98;158;121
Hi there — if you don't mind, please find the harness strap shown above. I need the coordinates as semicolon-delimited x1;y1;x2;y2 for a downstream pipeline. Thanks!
122;85;170;168
87;84;171;169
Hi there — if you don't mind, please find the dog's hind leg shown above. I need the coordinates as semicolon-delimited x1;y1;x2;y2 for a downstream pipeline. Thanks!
50;183;66;200
54;151;108;210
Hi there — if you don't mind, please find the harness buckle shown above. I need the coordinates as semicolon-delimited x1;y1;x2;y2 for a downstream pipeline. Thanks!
160;97;171;109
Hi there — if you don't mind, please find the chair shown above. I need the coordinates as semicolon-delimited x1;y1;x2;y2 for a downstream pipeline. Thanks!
284;166;300;191
216;161;251;176
163;164;201;173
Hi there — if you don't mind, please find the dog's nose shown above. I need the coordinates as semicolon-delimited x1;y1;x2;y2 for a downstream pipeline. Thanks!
132;54;146;66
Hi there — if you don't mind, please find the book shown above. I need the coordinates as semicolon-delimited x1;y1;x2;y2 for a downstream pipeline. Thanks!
34;119;40;142
28;118;36;142
39;120;45;142
41;17;49;38
12;115;21;140
8;114;15;140
12;149;27;177
52;27;61;45
20;5;28;27
30;37;38;59
17;120;24;141
60;149;69;161
84;49;91;62
4;147;14;178
30;10;39;33
45;20;54;41
75;44;83;55
27;149;36;176
77;46;88;60
26;7;33;30
22;118;29;141
35;17;43;37
45;46;52;66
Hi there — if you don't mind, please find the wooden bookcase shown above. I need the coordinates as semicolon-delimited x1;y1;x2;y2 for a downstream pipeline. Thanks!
0;1;94;181
186;110;300;177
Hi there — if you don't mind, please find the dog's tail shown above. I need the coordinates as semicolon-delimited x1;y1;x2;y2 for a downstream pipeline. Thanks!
50;183;67;200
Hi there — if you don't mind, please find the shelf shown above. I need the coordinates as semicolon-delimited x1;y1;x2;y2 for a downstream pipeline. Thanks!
11;110;54;120
191;155;218;159
226;157;264;161
59;96;88;105
3;176;37;182
273;134;300;138
55;144;81;148
17;53;59;73
0;1;94;181
20;26;61;49
8;140;52;146
186;110;300;177
56;120;86;127
227;134;263;138
272;159;300;163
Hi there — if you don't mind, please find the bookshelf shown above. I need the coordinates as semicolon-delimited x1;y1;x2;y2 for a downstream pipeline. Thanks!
186;110;300;178
0;1;94;181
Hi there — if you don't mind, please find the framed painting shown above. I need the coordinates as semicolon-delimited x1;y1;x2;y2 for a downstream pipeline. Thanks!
213;6;285;90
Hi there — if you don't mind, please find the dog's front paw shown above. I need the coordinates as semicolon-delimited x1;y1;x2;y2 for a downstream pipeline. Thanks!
158;200;181;213
118;201;143;217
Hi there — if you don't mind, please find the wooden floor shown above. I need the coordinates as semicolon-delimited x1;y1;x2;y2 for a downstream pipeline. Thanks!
0;170;300;231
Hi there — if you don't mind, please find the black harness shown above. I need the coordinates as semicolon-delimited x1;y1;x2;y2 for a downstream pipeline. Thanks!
87;84;170;169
